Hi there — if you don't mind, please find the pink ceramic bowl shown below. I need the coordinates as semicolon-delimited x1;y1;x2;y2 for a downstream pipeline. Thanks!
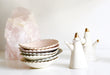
19;44;59;52
19;39;59;50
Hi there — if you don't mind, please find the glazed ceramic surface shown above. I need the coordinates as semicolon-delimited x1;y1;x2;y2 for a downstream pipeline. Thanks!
22;57;58;68
20;49;59;60
83;28;99;61
20;49;58;55
19;44;59;52
21;49;62;68
65;33;88;69
19;39;59;50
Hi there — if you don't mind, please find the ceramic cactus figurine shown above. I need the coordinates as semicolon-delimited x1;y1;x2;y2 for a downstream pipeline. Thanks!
65;33;88;69
83;28;99;61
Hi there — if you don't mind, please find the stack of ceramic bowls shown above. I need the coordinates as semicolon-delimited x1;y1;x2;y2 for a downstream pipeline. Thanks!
19;39;62;68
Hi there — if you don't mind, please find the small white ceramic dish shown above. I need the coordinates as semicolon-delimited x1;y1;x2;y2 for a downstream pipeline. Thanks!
21;49;59;60
20;49;58;55
21;49;62;68
22;55;54;60
19;44;59;52
22;57;58;69
19;39;59;50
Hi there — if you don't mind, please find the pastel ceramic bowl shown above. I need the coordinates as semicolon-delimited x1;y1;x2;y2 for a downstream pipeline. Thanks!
21;49;62;68
19;44;59;52
20;49;59;60
19;39;59;50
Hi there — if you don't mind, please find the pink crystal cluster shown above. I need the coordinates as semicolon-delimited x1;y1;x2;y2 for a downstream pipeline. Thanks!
4;7;40;60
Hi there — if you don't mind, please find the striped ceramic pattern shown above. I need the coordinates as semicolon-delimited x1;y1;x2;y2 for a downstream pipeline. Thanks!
20;49;59;56
21;57;58;63
21;49;62;63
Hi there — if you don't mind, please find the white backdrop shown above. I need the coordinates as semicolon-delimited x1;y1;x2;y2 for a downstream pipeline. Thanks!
0;0;110;50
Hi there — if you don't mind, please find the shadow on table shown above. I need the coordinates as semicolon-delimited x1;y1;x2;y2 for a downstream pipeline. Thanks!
96;56;110;63
53;63;69;68
0;60;30;69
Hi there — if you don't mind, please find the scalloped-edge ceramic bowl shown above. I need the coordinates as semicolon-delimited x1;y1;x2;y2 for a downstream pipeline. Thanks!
19;39;59;50
19;44;59;52
20;49;58;55
21;49;62;68
20;49;59;60
22;57;58;69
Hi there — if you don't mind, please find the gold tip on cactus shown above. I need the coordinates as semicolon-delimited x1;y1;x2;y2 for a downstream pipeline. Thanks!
85;28;89;32
97;39;99;42
74;33;79;38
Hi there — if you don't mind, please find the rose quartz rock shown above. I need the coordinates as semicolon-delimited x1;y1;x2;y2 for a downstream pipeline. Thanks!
4;7;40;60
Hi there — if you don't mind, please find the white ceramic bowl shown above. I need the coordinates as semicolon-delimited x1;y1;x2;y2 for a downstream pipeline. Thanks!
19;39;59;50
21;49;59;60
22;57;58;69
21;49;62;68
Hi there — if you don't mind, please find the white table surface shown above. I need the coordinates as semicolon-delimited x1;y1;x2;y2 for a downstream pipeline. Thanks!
0;49;110;75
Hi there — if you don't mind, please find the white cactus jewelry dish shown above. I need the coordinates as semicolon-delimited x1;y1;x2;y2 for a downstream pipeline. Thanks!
21;48;62;68
19;44;59;52
19;39;59;50
20;49;59;60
